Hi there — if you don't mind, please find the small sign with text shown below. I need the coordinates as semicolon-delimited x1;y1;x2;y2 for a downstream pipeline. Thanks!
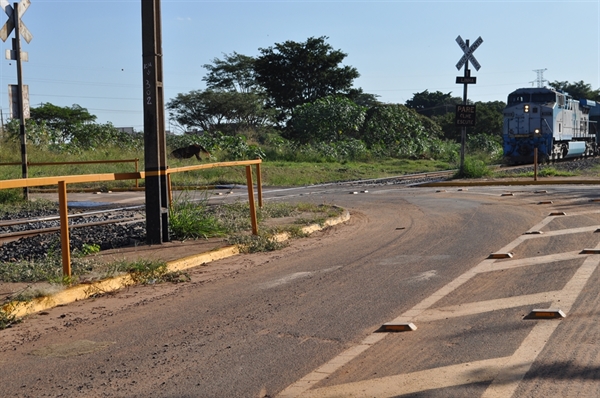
455;104;476;126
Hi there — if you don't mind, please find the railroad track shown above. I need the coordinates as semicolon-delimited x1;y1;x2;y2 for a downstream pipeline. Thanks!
0;206;145;245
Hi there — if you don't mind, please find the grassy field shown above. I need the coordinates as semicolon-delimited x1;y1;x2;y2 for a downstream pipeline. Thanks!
0;143;455;189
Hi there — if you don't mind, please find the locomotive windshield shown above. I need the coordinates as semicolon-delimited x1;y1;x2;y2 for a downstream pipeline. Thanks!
507;94;530;104
531;93;556;103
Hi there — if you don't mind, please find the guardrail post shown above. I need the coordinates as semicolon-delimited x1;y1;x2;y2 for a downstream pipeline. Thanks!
135;158;139;188
256;162;263;208
167;171;173;209
245;165;258;235
58;181;71;277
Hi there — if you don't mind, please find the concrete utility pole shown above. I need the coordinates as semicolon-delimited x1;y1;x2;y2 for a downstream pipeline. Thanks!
141;0;169;244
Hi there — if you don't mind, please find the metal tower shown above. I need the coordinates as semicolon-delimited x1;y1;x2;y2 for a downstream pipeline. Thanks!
531;68;548;88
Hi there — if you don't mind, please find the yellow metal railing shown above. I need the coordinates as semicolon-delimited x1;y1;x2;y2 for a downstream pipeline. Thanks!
0;159;141;188
0;159;263;277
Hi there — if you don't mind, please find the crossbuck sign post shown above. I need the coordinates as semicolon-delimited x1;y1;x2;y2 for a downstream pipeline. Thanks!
455;35;482;175
0;0;31;199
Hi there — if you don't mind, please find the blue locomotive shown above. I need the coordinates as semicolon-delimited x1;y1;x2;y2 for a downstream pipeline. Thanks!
502;87;599;163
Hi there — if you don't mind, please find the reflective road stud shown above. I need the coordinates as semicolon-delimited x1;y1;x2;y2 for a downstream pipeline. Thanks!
377;323;417;332
525;309;566;319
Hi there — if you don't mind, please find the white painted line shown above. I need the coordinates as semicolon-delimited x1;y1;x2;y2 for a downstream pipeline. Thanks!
300;356;512;398
481;322;561;398
482;244;600;397
526;225;599;237
474;251;583;273
277;336;387;398
415;291;562;322
277;211;600;398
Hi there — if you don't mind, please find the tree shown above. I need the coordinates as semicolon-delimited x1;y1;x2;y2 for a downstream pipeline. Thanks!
548;80;600;101
28;103;96;144
471;101;505;138
289;96;366;143
362;104;433;158
202;52;259;94
345;88;380;108
431;100;505;141
405;90;462;118
166;89;274;134
254;36;360;114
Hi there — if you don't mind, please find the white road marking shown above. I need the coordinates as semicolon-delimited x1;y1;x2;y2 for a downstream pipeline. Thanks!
261;266;342;290
415;291;562;322
277;210;600;398
403;270;437;283
300;356;512;398
262;272;313;289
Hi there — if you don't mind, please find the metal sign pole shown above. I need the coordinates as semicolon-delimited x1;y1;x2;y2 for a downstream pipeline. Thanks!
13;2;27;199
459;39;469;176
455;35;483;176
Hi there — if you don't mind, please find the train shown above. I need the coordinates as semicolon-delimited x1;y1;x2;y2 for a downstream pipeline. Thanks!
502;87;600;163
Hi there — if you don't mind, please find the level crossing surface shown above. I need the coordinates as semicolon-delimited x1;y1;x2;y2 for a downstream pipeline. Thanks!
2;183;600;397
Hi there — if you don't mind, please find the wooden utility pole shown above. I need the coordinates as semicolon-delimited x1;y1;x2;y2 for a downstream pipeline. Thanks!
142;0;169;244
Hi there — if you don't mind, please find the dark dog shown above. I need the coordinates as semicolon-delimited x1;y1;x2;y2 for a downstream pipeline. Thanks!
170;144;211;160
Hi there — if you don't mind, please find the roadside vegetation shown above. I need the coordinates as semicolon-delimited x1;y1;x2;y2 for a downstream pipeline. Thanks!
0;197;342;321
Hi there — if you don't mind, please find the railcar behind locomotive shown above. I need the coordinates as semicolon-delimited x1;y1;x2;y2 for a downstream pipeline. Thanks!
502;87;599;163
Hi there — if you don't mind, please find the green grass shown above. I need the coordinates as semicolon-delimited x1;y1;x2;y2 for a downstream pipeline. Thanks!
494;167;577;178
0;141;454;188
454;157;493;179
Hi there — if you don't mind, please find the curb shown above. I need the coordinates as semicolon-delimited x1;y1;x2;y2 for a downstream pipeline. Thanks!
2;210;351;319
419;179;600;187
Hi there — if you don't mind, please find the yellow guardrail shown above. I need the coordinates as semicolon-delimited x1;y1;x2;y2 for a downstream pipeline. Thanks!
0;159;263;277
0;159;141;187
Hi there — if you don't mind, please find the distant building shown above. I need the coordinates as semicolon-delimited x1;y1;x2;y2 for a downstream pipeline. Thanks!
116;127;135;134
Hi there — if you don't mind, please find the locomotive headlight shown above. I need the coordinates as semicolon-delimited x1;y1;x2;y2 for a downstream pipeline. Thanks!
524;105;530;113
534;128;540;134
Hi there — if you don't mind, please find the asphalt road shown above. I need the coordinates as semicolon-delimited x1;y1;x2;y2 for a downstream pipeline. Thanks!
2;183;600;397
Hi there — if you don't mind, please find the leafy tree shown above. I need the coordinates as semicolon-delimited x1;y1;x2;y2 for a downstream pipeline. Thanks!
345;88;380;108
254;36;360;114
432;100;505;142
166;89;274;134
202;52;259;94
549;80;600;101
362;104;433;158
28;103;96;144
289;96;366;143
471;101;505;138
405;90;462;118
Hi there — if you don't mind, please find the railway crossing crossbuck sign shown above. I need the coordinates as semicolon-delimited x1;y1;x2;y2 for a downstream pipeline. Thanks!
0;0;32;43
455;35;482;71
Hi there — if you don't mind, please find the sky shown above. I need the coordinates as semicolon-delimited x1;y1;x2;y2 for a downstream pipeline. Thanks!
0;0;598;132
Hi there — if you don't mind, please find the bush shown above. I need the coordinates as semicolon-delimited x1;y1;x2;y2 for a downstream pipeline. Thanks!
456;156;492;178
288;96;366;143
362;104;438;159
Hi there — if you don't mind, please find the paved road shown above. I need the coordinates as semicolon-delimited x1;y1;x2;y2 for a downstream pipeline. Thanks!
2;183;600;397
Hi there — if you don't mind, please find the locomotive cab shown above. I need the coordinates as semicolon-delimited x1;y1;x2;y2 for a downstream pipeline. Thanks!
503;87;597;164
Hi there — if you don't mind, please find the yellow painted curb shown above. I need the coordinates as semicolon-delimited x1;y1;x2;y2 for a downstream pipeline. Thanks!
166;245;240;272
2;209;351;319
5;274;135;318
419;179;600;187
